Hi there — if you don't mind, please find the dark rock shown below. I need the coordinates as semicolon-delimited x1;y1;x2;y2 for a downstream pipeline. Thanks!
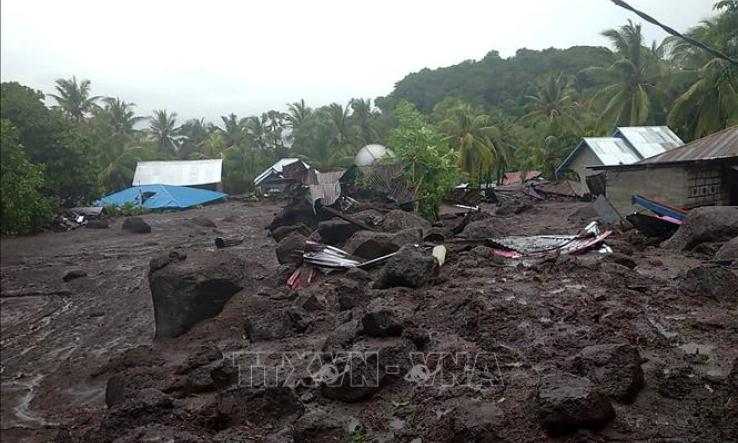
62;269;87;282
317;220;363;245
322;320;359;354
294;290;327;312
535;372;614;434
374;245;439;289
715;236;738;261
445;397;505;441
338;293;356;311
497;200;532;216
350;209;385;226
345;228;423;259
122;217;151;234
569;343;644;403
210;358;238;390
293;410;348;443
268;195;318;232
275;233;307;266
186;365;215;393
663;206;738;251
461;218;509;239
728;360;738;389
148;250;245;338
191;216;216;227
149;250;187;273
85;219;109;229
656;366;698;399
381;209;431;233
321;338;414;402
177;344;223;375
603;253;638;270
679;264;738;300
403;327;431;349
333;278;366;310
362;308;404;337
271;223;313;242
244;308;312;341
218;386;304;428
105;367;166;408
345;267;371;282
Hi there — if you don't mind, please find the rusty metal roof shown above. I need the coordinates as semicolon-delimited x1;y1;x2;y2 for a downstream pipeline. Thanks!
637;126;738;164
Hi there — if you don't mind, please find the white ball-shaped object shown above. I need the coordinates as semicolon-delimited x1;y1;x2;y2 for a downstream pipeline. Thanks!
354;144;395;167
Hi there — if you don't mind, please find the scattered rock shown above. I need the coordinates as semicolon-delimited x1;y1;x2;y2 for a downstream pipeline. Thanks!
218;386;304;428
663;206;738;251
271;223;313;242
275;233;307;266
461;218;509;239
62;269;87;282
122;217;151;234
534;372;614;434
317;220;363;245
244;308;312;341
210;358;238;391
374;245;439;289
715;236;738;261
85;219;109;229
403;327;431;349
149;250;187;273
445;397;505;441
191;216;216;227
105;367;167;408
292;410;347;443
345;267;371;282
322;320;359;354
176;344;223;375
362;307;404;337
148;250;245;338
294;290;327;312
345;228;423;259
569;343;644;402
381;209;431;232
679;264;738;300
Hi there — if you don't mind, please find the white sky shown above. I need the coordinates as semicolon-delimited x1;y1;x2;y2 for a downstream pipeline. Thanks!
1;0;717;122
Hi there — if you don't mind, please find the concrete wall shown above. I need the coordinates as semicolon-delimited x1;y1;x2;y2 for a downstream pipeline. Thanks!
568;148;603;196
605;164;730;215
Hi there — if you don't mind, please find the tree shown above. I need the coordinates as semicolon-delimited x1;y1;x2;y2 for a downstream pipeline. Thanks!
179;118;215;159
517;73;582;136
326;103;355;153
221;144;270;194
387;101;460;219
99;146;163;192
350;98;379;145
291;109;353;171
48;76;101;122
286;99;313;128
1;82;97;205
438;104;500;185
148;110;180;155
98;97;144;134
1;119;53;235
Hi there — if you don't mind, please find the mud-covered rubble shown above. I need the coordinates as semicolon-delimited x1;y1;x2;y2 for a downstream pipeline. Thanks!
4;199;738;443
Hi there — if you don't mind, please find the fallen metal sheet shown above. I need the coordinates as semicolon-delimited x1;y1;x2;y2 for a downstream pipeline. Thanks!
631;195;690;222
302;241;398;270
593;195;625;226
486;222;612;257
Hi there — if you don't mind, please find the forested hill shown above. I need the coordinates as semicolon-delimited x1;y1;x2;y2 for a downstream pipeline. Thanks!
388;46;616;116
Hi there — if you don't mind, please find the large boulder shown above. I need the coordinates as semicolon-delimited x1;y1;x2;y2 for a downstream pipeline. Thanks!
317;219;363;245
663;206;738;251
374;245;439;289
569;343;644;403
534;372;614;434
244;307;312;341
122;217;151;234
275;233;307;266
271;223;313;242
148;250;245;338
715;236;738;261
679;264;738;301
381;210;431;233
345;228;422;259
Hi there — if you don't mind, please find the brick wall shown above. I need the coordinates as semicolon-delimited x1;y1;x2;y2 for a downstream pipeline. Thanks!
605;164;729;214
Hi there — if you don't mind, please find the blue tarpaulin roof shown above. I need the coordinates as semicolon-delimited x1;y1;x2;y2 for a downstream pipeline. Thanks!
95;185;227;209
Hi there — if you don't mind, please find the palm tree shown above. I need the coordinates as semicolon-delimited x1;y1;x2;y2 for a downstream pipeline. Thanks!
99;146;163;192
517;73;582;136
589;21;670;132
148;110;180;155
326;103;355;153
286;99;313;128
438;104;500;186
350;98;379;145
219;114;248;148
221;144;269;194
244;115;268;154
48;76;101;122
99;97;144;134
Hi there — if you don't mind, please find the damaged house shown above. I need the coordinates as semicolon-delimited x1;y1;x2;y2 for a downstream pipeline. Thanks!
133;159;224;191
556;126;684;195
589;125;738;215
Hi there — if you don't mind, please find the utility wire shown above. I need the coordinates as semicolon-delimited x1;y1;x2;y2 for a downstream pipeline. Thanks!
609;0;738;67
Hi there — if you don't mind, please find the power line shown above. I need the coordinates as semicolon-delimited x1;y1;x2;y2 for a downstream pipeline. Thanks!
609;0;738;67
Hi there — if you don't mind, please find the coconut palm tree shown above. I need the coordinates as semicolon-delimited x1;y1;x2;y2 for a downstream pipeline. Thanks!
350;98;379;145
219;114;248;148
148;110;180;155
326;103;355;153
588;21;670;132
99;97;144;134
438;104;501;186
517;73;582;136
286;99;313;128
99;146;163;192
48;76;101;122
244;115;268;154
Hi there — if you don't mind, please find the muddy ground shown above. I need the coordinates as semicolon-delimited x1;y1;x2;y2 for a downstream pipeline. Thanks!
1;199;736;442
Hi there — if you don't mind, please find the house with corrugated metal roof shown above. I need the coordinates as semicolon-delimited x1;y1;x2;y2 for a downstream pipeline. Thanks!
556;126;684;195
133;159;223;191
588;126;738;214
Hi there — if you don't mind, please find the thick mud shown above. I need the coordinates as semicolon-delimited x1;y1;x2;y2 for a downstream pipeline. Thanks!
1;200;736;442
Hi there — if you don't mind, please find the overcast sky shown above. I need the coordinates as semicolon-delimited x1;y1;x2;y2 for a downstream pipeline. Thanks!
1;0;717;122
